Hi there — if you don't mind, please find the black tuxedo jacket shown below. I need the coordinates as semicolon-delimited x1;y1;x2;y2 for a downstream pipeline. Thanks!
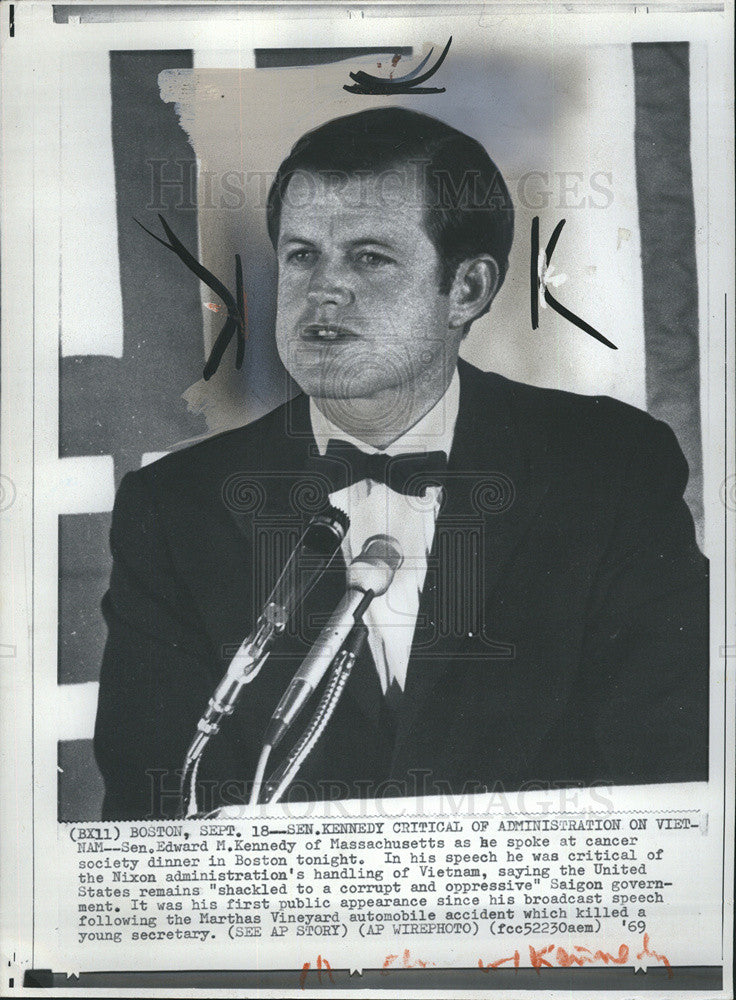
94;360;708;819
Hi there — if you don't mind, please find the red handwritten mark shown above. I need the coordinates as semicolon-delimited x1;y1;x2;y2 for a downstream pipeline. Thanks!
478;950;521;971
638;933;673;979
529;944;556;972
477;937;671;977
205;302;225;314
556;944;629;967
382;949;435;974
299;955;334;989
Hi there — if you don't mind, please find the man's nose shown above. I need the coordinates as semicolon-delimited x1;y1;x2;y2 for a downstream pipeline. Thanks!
306;258;355;308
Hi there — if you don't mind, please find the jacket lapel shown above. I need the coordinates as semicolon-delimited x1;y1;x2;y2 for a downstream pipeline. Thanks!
218;363;554;775
391;361;553;772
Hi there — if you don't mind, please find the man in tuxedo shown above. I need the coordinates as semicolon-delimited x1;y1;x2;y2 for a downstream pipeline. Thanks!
94;107;708;820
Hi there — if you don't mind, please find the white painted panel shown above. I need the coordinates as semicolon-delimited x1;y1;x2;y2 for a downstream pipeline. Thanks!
56;455;115;515
57;683;99;742
60;51;124;358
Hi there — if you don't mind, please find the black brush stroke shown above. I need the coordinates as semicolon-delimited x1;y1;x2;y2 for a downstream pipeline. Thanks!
135;215;247;379
344;36;451;95
531;216;617;350
344;83;447;95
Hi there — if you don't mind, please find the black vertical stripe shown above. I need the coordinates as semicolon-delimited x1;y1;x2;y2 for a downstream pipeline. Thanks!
633;42;703;542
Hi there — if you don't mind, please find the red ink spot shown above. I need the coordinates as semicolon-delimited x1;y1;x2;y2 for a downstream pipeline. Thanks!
401;948;430;969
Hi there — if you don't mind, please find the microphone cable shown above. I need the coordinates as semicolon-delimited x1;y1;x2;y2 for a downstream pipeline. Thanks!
263;623;368;805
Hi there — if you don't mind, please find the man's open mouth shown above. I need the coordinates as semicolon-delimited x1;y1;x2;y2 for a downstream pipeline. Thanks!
301;324;358;341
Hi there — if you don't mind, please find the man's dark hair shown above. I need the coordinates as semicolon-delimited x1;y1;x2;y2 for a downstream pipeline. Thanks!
266;107;514;302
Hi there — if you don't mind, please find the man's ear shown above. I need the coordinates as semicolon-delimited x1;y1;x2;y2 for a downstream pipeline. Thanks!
448;255;500;329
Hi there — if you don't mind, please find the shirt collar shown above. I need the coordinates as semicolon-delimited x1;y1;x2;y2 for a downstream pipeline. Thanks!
310;368;460;458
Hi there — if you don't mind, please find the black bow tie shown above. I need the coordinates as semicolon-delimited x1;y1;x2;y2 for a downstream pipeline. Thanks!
309;439;448;497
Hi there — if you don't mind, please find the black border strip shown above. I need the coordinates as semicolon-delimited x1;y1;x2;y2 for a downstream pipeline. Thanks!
22;965;724;990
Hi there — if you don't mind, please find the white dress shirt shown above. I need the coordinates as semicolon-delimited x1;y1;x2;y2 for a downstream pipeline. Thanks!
310;371;460;695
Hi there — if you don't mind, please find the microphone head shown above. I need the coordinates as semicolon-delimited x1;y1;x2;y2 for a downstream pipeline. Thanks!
303;505;350;557
360;535;403;573
347;534;404;596
263;505;349;630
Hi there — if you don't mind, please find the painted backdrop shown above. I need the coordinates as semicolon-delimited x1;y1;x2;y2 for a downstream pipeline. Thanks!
57;43;704;820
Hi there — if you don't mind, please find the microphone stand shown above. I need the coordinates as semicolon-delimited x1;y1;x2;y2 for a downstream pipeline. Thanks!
179;603;282;818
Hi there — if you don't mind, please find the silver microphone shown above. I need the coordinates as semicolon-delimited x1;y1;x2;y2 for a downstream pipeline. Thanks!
264;535;403;751
182;505;349;771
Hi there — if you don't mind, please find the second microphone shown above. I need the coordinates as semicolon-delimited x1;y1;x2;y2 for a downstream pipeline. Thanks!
263;534;404;751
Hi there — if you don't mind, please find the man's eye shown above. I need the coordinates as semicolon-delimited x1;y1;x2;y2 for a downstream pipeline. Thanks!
355;250;393;267
285;248;315;264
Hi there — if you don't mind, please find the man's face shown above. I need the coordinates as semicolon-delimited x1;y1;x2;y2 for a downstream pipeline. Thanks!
274;169;462;406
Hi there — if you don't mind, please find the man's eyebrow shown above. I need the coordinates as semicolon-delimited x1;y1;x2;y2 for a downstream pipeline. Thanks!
279;236;318;247
345;238;398;251
279;236;400;252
